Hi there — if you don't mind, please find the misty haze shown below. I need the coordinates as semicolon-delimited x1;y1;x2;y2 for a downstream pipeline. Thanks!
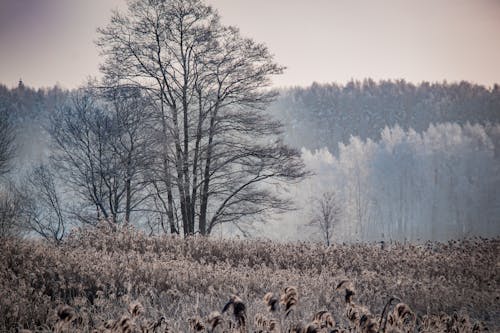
0;0;498;332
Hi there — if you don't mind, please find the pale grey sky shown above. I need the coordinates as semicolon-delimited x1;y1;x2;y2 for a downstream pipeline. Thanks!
1;0;499;89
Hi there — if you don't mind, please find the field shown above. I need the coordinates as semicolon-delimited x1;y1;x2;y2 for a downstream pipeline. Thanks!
1;224;498;332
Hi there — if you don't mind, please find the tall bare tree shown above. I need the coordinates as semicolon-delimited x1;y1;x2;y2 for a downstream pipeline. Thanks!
97;0;307;236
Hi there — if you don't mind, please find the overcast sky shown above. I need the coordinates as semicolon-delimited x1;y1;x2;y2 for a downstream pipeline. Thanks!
1;0;499;89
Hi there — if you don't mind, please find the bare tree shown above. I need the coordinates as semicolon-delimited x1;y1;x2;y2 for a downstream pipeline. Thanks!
20;164;66;243
0;183;24;238
49;86;153;225
100;84;155;224
97;0;307;236
308;191;342;246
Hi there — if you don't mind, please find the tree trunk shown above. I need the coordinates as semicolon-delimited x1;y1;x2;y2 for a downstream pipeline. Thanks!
199;110;217;235
190;90;204;233
159;93;178;234
171;104;189;236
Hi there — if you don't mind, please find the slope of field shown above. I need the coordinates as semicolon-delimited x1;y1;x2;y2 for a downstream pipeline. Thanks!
1;224;498;332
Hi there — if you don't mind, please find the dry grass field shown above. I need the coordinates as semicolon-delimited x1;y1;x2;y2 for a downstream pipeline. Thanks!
1;224;498;332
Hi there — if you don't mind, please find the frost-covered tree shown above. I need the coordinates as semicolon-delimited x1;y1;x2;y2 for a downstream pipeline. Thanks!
285;122;500;242
336;136;377;238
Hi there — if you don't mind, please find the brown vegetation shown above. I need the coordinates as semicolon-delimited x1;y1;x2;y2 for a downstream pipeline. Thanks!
0;224;498;332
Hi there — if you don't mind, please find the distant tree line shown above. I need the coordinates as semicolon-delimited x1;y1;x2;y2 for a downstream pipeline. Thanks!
271;79;500;153
293;123;500;242
0;81;67;127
